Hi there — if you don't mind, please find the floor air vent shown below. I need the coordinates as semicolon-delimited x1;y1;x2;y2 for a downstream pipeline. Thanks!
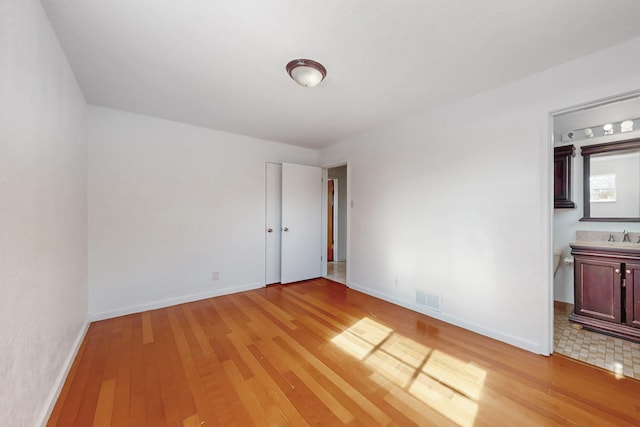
416;290;441;312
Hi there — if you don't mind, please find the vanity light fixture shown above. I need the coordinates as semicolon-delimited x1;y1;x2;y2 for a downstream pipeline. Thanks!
562;118;640;142
621;120;634;133
286;59;327;87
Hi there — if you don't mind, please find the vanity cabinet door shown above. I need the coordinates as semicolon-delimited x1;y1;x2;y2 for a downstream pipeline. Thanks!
574;256;622;323
626;262;640;328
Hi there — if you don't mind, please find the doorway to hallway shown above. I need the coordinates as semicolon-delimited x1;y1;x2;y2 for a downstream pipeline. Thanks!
325;164;347;285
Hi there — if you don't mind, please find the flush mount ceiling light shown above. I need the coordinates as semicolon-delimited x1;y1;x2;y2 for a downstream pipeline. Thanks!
286;59;327;87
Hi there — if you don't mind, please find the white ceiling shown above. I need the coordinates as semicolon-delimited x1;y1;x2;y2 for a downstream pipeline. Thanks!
41;0;640;149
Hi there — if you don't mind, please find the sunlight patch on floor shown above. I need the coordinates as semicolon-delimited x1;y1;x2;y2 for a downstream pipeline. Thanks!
423;349;486;400
330;317;392;360
331;317;486;427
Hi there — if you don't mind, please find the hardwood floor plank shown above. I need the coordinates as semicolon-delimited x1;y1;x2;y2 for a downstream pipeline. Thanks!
181;413;202;427
199;358;252;427
222;359;269;426
128;315;147;427
73;324;115;426
167;310;220;427
45;328;90;427
224;331;307;426
382;381;452;427
181;304;214;356
246;343;314;426
214;301;259;380
149;311;182;427
153;310;198;424
47;279;640;426
243;291;298;329
272;334;391;425
301;329;431;426
110;316;132;427
281;369;345;425
92;378;116;427
48;324;101;426
142;311;154;344
252;337;350;425
281;286;354;332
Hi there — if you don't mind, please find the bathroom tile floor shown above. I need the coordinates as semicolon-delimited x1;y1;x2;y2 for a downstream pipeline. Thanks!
554;301;640;380
326;261;346;285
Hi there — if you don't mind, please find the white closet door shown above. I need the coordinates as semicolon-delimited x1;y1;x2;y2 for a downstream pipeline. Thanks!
281;163;322;284
265;163;282;285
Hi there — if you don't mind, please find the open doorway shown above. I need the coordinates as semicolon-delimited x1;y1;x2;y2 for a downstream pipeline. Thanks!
551;92;640;379
325;164;347;284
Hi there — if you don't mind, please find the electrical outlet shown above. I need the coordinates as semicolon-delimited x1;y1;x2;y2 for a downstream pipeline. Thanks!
212;272;220;280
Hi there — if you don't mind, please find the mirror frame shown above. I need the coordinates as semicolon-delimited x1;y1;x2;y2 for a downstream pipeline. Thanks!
581;137;640;222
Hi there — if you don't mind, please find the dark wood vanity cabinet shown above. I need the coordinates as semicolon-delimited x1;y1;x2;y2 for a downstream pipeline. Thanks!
573;256;622;323
570;244;640;343
626;262;640;328
554;145;576;209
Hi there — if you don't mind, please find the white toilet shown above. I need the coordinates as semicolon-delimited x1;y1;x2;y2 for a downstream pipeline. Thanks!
553;250;562;276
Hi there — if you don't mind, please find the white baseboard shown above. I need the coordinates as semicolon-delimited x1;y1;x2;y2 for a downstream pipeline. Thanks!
347;281;545;355
90;282;264;321
38;319;90;427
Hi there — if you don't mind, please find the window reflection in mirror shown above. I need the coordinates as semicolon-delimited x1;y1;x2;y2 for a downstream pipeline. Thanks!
582;139;640;221
590;172;617;203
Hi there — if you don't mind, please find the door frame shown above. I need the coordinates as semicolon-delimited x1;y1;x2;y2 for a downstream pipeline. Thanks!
548;89;640;355
321;160;350;284
327;178;337;262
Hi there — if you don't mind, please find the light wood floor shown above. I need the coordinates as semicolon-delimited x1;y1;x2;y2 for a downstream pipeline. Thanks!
48;279;640;426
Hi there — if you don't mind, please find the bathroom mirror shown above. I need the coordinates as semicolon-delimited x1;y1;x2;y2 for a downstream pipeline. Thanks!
581;138;640;221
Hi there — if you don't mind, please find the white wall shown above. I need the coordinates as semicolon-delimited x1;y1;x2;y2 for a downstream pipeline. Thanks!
328;165;347;262
320;37;640;355
88;106;318;318
0;1;88;426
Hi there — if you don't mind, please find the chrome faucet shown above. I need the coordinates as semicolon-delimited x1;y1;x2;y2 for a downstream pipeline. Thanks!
608;234;615;242
623;230;631;242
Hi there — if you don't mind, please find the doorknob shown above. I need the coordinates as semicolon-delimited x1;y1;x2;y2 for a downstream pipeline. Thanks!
283;227;289;232
267;228;273;233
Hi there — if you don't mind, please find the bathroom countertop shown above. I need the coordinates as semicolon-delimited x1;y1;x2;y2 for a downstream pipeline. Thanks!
570;241;640;258
571;240;640;250
576;230;640;245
